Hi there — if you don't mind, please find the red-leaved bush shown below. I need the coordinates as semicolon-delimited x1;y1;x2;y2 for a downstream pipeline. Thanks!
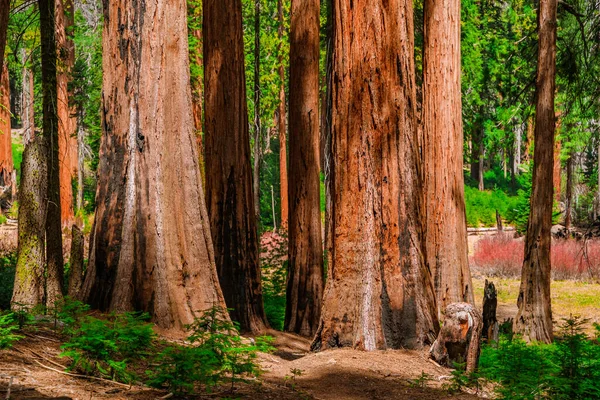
471;234;600;280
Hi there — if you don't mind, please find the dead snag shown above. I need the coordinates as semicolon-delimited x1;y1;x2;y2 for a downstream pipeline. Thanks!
482;280;499;342
430;302;483;374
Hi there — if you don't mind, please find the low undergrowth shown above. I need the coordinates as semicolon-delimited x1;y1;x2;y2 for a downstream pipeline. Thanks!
0;299;274;396
471;234;600;280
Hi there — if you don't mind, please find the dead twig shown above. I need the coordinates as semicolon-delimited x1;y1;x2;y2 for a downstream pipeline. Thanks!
30;359;132;389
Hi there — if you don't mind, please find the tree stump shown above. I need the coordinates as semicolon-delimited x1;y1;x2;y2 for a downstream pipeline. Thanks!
430;302;482;373
482;280;499;342
68;224;84;298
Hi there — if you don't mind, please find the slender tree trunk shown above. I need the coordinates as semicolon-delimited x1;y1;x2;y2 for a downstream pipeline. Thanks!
188;1;205;184
322;0;333;261
277;0;288;230
67;224;84;298
252;0;262;230
553;125;561;203
204;0;268;333
0;0;9;74
285;0;324;337
76;110;84;211
80;0;227;329
21;50;35;146
312;0;439;351
12;137;48;308
524;115;534;163
514;121;522;175
597;140;600;221
514;0;557;343
422;0;474;316
565;152;573;230
478;137;485;190
0;64;12;191
40;0;65;308
56;0;77;225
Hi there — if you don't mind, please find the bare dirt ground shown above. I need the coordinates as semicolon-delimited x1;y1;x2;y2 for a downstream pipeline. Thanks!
0;326;480;400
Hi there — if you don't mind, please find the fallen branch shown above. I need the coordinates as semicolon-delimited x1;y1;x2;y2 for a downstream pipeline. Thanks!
30;359;132;389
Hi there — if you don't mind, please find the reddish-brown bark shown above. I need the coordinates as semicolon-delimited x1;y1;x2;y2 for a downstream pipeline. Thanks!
80;0;226;329
277;0;288;230
422;0;474;315
204;0;268;333
312;0;439;351
285;0;323;337
56;0;77;224
553;121;561;203
0;64;12;190
514;0;557;343
0;0;9;74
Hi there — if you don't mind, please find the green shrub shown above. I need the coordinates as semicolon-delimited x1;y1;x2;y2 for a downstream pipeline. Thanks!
60;312;155;382
147;306;274;395
51;296;91;334
0;215;6;225
0;313;23;349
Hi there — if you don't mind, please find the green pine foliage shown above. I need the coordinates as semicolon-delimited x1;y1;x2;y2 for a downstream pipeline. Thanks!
0;312;24;349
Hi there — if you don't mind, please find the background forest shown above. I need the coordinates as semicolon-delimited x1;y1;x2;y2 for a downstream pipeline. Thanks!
1;0;600;398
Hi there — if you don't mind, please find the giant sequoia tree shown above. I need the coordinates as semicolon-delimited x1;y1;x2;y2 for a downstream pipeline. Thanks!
285;0;323;337
80;0;226;329
514;0;557;343
312;0;439;350
422;0;474;314
204;0;268;333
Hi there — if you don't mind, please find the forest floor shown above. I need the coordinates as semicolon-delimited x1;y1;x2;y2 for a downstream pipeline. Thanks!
0;326;480;400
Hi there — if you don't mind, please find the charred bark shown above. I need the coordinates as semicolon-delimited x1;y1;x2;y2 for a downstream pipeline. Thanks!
12;137;48;309
80;0;227;329
312;0;439;351
482;280;498;342
40;0;65;307
430;302;482;374
514;0;557;343
285;0;323;337
422;0;474;316
204;0;268;333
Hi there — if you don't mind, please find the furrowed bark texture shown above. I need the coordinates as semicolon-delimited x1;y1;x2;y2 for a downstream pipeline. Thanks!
514;0;557;344
0;0;9;73
312;0;439;351
204;0;267;333
277;0;288;230
68;224;84;298
40;0;65;307
56;0;77;224
12;137;48;309
285;0;323;337
0;64;12;189
422;0;474;316
80;0;226;329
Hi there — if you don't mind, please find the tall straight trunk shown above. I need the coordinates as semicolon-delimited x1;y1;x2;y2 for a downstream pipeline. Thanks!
422;0;474;316
252;0;262;230
80;0;227;329
40;0;65;307
597;140;600;220
12;137;48;308
0;64;12;190
0;0;9;74
277;0;288;230
524;115;534;163
514;121;523;175
21;50;35;146
312;0;438;351
553;120;561;203
56;0;77;223
322;0;333;260
285;0;323;337
478;138;484;190
565;152;573;230
514;0;557;344
204;0;268;333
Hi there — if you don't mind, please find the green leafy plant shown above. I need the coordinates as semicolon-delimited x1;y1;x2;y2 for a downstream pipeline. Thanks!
60;312;155;383
408;371;432;389
0;313;23;349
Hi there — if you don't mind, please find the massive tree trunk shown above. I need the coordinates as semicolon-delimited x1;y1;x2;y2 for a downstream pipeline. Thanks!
0;0;9;74
204;0;268;333
40;0;65;307
277;0;288;230
285;0;323;337
80;0;227;329
514;0;557;344
56;0;77;223
422;0;474;316
12;137;48;309
0;64;12;192
312;0;439;351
